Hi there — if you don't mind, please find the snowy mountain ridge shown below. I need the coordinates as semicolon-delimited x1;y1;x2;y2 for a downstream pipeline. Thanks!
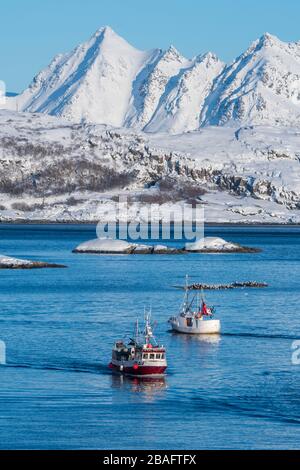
5;27;300;133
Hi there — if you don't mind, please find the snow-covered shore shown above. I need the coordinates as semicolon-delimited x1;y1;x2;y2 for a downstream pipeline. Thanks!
0;111;299;225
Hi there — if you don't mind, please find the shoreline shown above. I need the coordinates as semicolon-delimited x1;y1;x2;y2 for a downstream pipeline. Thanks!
0;221;300;228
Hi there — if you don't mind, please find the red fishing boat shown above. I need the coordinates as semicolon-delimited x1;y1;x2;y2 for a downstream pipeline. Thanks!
109;313;167;377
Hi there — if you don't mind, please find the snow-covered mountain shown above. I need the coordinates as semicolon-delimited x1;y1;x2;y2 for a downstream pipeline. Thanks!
145;52;224;133
7;27;300;132
124;45;192;129
204;33;300;127
14;26;161;127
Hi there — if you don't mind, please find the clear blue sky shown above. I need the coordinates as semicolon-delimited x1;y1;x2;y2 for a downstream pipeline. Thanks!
1;0;300;92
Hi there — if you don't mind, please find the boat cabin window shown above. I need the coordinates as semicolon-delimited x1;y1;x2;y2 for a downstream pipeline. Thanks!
161;354;165;359
186;317;193;327
143;354;148;359
150;354;155;360
156;354;161;359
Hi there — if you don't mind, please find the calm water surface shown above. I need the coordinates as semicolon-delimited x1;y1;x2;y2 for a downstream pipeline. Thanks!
0;224;300;449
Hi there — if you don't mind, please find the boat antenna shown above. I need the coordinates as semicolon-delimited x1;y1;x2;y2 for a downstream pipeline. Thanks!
134;318;139;344
145;304;152;321
144;310;158;347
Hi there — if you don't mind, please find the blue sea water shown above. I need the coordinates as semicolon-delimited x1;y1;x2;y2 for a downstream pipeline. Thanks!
0;224;300;450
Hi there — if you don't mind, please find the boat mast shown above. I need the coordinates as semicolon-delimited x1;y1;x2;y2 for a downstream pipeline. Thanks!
201;287;205;305
134;319;139;344
144;308;158;347
183;274;189;312
145;309;151;343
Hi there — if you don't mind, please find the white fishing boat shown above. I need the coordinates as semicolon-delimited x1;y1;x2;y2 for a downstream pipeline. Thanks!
169;276;221;335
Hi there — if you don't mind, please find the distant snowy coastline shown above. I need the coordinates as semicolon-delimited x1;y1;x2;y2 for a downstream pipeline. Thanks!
0;110;299;225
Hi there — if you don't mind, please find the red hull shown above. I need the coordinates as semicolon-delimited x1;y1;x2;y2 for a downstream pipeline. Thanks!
109;362;166;376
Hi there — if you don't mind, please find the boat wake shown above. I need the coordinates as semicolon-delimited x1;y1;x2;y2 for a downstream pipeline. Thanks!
2;360;111;375
163;380;300;426
223;332;300;341
190;394;300;425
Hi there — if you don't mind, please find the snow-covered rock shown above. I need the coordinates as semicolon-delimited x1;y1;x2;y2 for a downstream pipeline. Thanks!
0;255;33;267
73;237;259;254
73;238;133;253
73;238;182;254
0;254;65;269
152;244;171;253
185;237;259;253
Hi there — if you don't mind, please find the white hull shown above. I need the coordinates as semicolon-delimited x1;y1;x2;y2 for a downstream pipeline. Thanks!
170;317;221;335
